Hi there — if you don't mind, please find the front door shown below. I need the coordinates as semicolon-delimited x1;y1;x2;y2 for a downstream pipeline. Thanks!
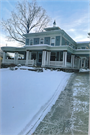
37;52;42;66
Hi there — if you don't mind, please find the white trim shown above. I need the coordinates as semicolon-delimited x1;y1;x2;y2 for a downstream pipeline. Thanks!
25;51;29;65
2;52;6;63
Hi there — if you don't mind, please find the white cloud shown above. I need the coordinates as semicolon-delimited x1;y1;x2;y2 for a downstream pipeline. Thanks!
67;29;76;32
56;12;89;42
0;34;22;48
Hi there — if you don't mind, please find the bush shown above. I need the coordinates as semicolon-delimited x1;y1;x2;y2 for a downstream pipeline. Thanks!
1;63;8;68
9;63;16;67
1;63;16;68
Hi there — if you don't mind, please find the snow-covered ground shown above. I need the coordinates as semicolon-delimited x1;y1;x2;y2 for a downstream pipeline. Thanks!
79;68;90;72
0;67;72;135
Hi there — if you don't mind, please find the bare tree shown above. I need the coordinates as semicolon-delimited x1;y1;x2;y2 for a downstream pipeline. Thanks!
1;0;50;45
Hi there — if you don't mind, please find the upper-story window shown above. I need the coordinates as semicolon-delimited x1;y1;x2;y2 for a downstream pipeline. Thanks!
56;36;60;46
82;47;85;49
26;39;29;45
44;37;50;45
86;46;89;49
30;39;33;45
40;38;44;44
51;37;55;46
62;37;69;45
34;38;39;45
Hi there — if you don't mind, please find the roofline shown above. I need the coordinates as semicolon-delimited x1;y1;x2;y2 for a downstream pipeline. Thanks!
23;29;76;46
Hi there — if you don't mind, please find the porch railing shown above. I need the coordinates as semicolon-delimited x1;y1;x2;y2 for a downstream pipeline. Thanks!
3;59;35;66
4;59;14;64
18;60;26;65
28;59;34;65
49;61;63;67
66;62;71;67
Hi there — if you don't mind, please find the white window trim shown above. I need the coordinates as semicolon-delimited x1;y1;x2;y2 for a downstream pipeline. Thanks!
40;38;44;44
30;38;33;45
50;37;55;46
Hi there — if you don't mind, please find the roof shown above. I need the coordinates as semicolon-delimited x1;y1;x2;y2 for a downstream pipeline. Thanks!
44;26;61;31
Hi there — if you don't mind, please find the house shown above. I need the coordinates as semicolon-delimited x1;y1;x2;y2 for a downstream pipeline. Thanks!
1;22;90;70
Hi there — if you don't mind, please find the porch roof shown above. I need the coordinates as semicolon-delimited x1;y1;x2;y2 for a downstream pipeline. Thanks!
1;46;26;52
1;45;90;56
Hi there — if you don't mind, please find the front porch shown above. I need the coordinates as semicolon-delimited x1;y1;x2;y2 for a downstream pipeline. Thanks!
2;50;84;70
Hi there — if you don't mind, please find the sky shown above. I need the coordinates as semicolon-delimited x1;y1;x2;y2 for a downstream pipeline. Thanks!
0;0;90;47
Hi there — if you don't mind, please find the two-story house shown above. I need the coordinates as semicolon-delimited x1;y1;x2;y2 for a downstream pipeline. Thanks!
1;23;90;69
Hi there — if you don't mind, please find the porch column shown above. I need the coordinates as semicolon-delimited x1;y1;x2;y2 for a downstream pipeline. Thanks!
14;52;18;65
29;51;31;60
47;51;51;65
77;58;80;69
2;51;6;63
42;51;46;67
25;51;29;65
63;51;67;67
71;55;75;68
60;36;62;46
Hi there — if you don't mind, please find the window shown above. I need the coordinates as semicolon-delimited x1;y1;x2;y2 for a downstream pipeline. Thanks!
40;38;44;44
44;37;50;45
82;47;85;49
56;36;60;46
62;37;69;45
34;38;39;45
67;52;71;62
31;53;36;60
51;37;55;46
38;53;42;62
50;52;56;61
60;51;63;61
26;39;29;45
86;46;89;49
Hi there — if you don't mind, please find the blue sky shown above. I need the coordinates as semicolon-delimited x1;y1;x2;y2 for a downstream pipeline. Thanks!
0;0;90;47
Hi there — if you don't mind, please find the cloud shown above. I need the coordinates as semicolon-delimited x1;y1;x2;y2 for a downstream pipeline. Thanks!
67;29;76;32
37;0;88;1
56;11;89;42
0;34;22;48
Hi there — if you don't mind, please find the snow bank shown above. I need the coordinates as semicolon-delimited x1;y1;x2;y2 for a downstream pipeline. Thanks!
0;68;72;135
79;68;90;72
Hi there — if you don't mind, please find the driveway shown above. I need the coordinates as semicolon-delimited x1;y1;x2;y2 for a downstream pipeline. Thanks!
32;72;89;135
